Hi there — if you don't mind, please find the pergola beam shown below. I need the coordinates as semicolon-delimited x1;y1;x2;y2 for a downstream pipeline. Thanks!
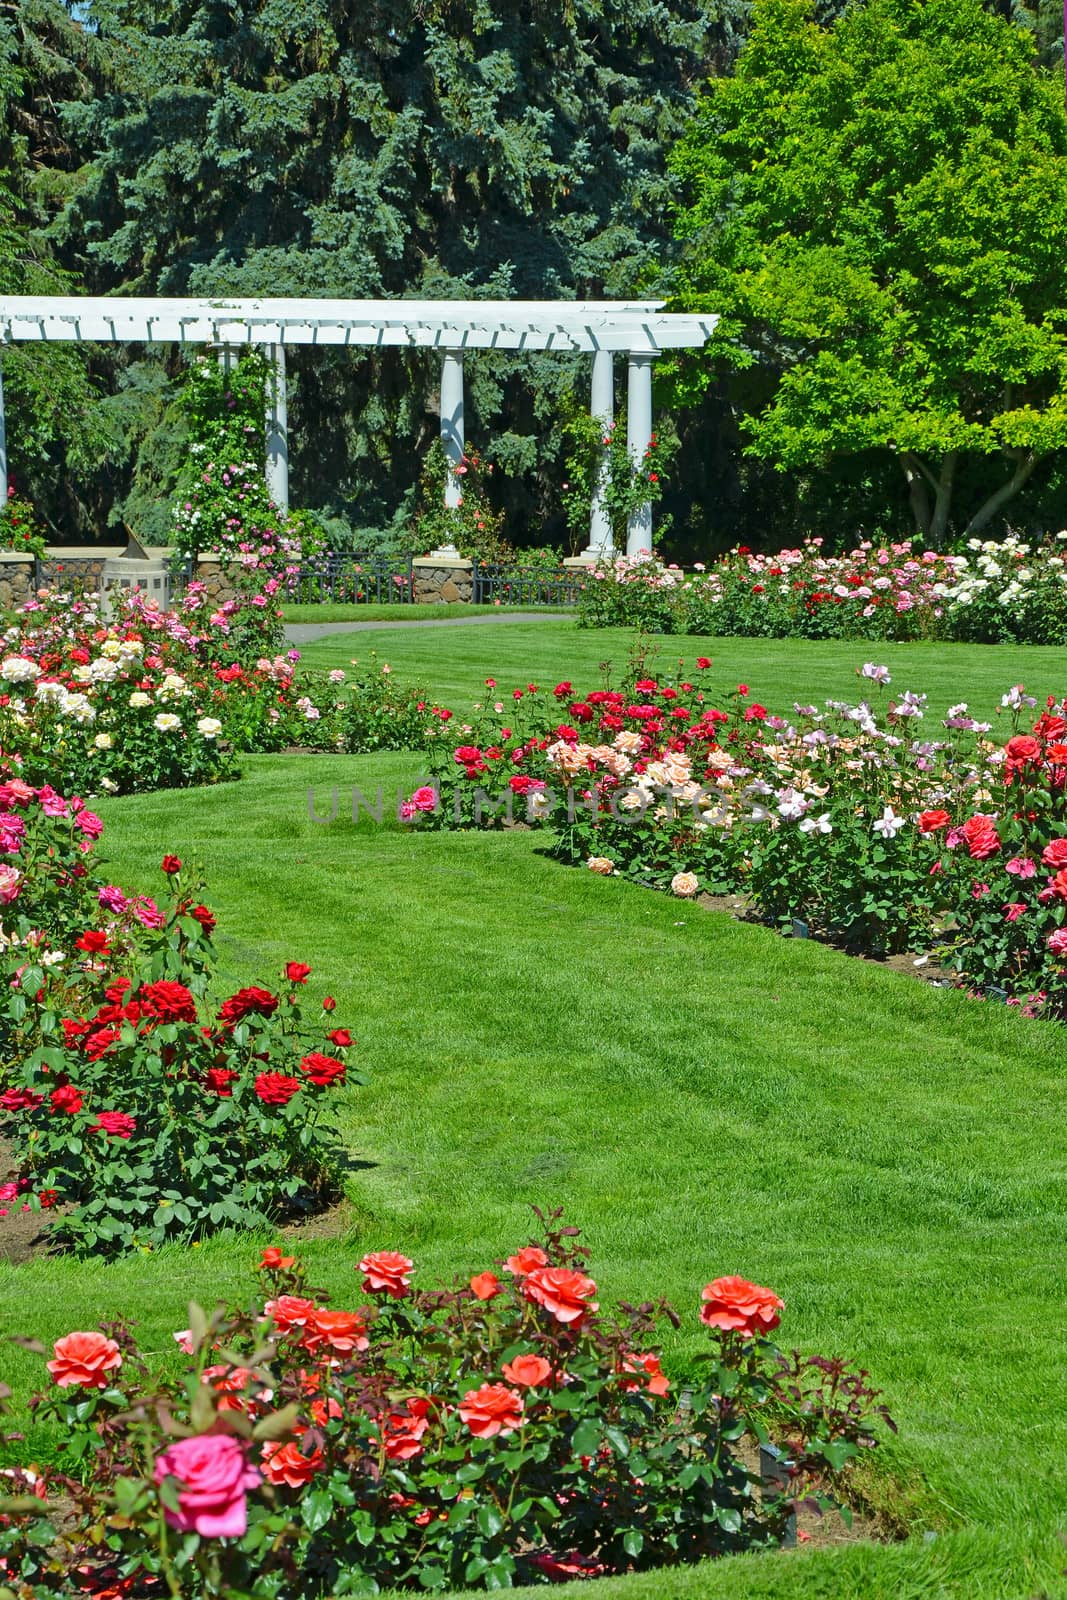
0;296;718;547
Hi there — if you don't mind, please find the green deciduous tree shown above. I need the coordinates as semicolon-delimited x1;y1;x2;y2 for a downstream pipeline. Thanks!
669;0;1067;546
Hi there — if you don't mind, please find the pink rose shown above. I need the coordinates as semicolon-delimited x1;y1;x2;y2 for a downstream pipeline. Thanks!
0;864;21;903
1005;857;1037;879
153;1433;261;1539
1047;928;1067;959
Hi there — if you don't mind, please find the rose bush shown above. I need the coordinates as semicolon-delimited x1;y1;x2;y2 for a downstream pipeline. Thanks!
403;656;1067;1009
0;588;435;796
576;534;1067;645
0;1214;894;1595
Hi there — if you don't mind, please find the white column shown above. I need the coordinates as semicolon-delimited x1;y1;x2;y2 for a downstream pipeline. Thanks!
626;351;654;557
582;349;614;559
0;356;7;508
265;342;289;513
440;350;465;507
431;349;465;558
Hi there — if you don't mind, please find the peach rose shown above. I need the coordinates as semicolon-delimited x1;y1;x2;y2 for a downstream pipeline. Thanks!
670;871;699;897
47;1331;122;1390
458;1383;524;1438
586;857;615;875
700;1276;784;1338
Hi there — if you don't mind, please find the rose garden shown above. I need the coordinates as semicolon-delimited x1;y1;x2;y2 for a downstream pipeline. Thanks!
4;0;1067;1593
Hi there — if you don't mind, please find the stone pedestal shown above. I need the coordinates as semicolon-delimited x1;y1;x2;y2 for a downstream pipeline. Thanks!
193;557;243;606
412;555;475;604
0;552;35;611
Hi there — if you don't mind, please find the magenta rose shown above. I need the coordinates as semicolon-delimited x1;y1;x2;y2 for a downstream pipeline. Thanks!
153;1433;261;1538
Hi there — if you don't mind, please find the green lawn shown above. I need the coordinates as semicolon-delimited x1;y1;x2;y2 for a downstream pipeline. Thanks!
2;626;1067;1597
295;616;1067;728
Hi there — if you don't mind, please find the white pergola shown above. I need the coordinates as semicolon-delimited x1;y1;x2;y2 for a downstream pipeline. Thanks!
0;296;717;557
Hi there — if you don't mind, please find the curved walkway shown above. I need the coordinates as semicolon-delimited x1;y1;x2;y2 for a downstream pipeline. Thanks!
284;611;567;645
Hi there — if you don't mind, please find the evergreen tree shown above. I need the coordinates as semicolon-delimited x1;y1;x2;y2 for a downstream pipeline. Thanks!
50;0;742;542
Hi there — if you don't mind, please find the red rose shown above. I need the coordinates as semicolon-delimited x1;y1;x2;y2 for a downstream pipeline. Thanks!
299;1052;346;1088
205;1067;239;1096
960;815;1001;860
459;1383;524;1439
49;1084;83;1115
469;1271;502;1301
47;1330;122;1389
253;1072;301;1106
1005;735;1040;765
699;1276;784;1338
161;855;182;875
326;1028;352;1048
523;1266;599;1325
501;1353;553;1388
218;986;279;1026
504;1245;548;1277
140;980;198;1024
92;1111;137;1139
358;1250;413;1297
380;1398;432;1461
285;961;311;984
695;658;712;670
261;1440;324;1488
75;930;109;955
322;995;336;1012
918;809;951;833
190;904;216;933
737;684;749;696
0;1087;43;1111
1041;839;1067;870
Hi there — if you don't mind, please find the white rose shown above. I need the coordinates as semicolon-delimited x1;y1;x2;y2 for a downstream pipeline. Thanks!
196;716;222;739
154;712;181;732
93;733;113;750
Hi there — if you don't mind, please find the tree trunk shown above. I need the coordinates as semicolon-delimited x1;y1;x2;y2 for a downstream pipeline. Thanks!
899;452;932;537
962;452;1044;537
928;451;958;549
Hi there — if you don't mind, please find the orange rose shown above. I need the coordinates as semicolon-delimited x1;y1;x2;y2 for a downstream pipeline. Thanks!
503;1245;548;1277
1052;869;1067;901
261;1440;324;1488
303;1309;369;1356
523;1267;599;1325
47;1331;122;1389
700;1276;784;1338
380;1398;433;1461
619;1351;669;1396
259;1246;296;1271
263;1295;318;1336
358;1250;413;1298
458;1383;524;1438
501;1354;553;1388
469;1271;502;1300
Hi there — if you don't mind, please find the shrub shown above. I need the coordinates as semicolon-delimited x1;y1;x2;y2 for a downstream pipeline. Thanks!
0;1215;893;1595
0;834;356;1256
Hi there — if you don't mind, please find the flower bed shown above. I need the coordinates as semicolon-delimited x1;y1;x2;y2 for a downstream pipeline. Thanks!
577;535;1067;645
404;660;1067;1015
0;1218;893;1594
0;773;355;1256
0;587;434;796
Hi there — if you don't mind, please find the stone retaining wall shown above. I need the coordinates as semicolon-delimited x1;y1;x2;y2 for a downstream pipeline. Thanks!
0;554;35;611
411;558;474;604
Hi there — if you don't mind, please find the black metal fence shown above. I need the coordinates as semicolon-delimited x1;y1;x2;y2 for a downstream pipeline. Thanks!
278;554;585;607
471;564;585;607
282;554;415;605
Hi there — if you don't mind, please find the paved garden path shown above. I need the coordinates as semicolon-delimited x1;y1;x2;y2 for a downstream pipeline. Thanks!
284;611;566;644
